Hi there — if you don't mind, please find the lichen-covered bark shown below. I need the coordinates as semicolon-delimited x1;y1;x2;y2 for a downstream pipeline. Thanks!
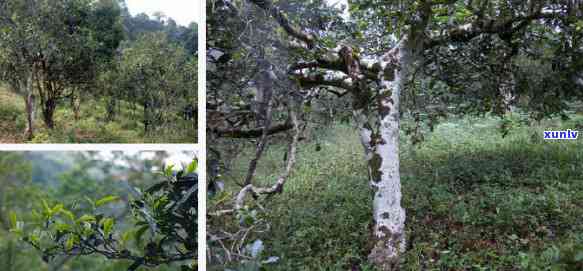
364;37;410;270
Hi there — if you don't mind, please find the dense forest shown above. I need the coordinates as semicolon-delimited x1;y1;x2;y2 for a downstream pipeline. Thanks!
0;0;198;143
0;151;197;271
207;0;583;270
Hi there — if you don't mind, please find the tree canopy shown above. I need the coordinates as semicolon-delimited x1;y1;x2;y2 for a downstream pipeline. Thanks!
0;0;198;143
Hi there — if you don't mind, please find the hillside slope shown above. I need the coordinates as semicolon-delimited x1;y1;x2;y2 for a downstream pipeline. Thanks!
0;86;195;143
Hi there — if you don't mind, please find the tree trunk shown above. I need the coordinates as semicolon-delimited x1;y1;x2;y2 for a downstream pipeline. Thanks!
72;93;81;121
23;73;35;141
363;38;411;270
500;68;516;113
42;98;56;129
144;99;151;133
35;69;57;129
106;97;117;122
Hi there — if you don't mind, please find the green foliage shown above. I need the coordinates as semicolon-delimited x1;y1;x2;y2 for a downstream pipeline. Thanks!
0;1;197;143
100;32;197;139
210;0;583;270
1;152;196;271
0;86;194;143
0;153;45;270
95;195;120;207
211;115;583;270
9;155;197;271
186;160;198;175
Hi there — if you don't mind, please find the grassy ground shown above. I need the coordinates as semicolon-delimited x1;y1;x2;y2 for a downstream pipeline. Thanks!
0;86;196;143
219;114;583;270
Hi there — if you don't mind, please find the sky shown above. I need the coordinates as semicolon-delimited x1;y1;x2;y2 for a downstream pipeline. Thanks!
326;0;349;19
99;150;198;172
126;0;199;26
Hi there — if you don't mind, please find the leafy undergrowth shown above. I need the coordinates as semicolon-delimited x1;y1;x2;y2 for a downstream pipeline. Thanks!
219;114;583;270
0;87;196;143
0;89;24;143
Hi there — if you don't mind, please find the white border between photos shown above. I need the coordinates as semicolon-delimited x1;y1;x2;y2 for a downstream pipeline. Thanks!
0;144;198;151
197;0;207;269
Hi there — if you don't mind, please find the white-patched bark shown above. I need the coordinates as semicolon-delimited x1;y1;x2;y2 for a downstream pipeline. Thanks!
352;109;373;158
365;37;411;270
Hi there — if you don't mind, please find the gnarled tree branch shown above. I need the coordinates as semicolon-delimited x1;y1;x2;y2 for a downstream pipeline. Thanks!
426;10;563;48
235;103;302;210
248;0;315;48
212;121;293;139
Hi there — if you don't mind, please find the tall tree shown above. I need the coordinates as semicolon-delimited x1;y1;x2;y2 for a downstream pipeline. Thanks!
208;0;583;269
0;0;43;139
116;32;196;133
0;0;124;132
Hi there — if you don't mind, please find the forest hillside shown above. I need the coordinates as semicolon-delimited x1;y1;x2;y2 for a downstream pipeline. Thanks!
0;0;197;143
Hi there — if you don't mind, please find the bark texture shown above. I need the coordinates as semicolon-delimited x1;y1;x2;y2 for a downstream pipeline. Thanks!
363;38;410;270
41;98;56;129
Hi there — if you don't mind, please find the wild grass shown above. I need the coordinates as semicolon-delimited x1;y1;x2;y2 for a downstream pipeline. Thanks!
220;113;583;270
0;87;196;143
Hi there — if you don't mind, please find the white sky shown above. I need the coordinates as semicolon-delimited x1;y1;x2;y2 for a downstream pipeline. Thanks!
126;0;199;26
99;150;198;172
326;0;349;19
327;0;347;8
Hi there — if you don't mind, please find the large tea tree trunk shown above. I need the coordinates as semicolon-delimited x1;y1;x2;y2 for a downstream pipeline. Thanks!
354;37;412;270
38;78;59;129
41;98;57;129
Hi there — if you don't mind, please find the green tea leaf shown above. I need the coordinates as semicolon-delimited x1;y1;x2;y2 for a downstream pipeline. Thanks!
9;211;17;229
164;164;175;176
66;235;78;251
55;222;71;232
102;218;114;236
95;195;119;207
29;232;40;246
51;203;64;214
186;159;198;174
77;214;96;223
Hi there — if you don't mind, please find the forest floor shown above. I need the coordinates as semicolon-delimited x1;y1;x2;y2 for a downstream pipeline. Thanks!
219;113;583;270
0;86;196;143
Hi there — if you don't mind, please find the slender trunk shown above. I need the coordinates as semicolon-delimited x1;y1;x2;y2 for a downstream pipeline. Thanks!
363;38;411;270
23;73;35;141
72;92;81;121
245;66;275;186
144;99;150;133
106;97;116;122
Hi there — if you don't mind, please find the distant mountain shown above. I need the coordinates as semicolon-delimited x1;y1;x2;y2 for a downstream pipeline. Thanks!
121;9;197;55
24;152;75;185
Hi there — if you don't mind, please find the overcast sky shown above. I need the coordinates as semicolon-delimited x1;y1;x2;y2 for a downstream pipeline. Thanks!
102;150;198;172
327;0;349;19
126;0;199;26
